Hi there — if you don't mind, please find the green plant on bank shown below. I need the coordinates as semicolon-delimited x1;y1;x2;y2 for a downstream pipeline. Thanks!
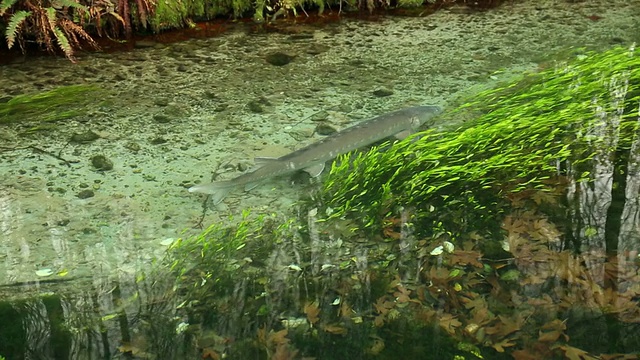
321;44;640;240
1;0;508;61
0;0;154;61
0;84;104;124
1;0;100;61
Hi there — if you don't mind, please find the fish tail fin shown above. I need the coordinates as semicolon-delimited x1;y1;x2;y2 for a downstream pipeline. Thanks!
188;181;234;205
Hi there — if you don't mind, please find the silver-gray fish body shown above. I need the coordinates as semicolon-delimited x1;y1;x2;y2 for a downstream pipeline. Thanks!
189;105;442;203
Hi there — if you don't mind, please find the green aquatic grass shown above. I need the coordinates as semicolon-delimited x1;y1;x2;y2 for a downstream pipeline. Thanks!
322;45;640;236
0;84;104;124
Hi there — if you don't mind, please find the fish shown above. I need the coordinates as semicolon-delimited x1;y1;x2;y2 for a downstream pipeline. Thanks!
188;105;443;204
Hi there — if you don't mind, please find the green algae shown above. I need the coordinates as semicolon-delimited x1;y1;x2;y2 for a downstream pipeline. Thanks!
321;45;640;238
0;84;105;125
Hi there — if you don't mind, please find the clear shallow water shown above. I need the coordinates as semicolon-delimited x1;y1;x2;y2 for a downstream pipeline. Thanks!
0;1;639;358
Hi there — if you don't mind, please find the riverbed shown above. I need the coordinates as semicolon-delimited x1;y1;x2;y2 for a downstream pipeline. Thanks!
0;0;638;289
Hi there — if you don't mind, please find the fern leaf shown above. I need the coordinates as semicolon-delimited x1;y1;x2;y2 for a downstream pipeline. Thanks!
51;0;87;12
45;7;56;29
53;27;74;61
107;10;125;25
0;0;19;16
5;10;30;49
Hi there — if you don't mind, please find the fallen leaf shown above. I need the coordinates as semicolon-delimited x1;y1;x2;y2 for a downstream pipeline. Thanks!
322;324;348;335
304;302;320;325
558;345;598;360
438;313;462;335
492;338;516;353
202;347;220;360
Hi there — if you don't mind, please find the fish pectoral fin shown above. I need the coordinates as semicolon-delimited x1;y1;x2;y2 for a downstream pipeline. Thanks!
210;188;231;205
394;129;412;140
188;182;233;205
244;182;261;191
303;163;325;177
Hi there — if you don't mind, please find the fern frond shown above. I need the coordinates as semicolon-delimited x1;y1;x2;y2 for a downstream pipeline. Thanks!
135;0;148;28
51;0;87;11
53;27;74;61
60;18;98;48
0;0;19;16
5;10;30;49
45;7;56;29
106;10;125;25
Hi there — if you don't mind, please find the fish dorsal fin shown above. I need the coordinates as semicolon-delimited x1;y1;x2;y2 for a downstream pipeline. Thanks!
254;156;280;165
304;163;325;177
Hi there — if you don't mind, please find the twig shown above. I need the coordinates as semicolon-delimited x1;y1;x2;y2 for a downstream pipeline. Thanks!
0;145;76;167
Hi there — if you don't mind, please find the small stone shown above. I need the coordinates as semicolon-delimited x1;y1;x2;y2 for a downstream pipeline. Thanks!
247;100;264;113
154;98;169;106
150;137;167;145
203;91;217;100
372;89;394;97
265;52;295;66
153;114;171;123
135;40;157;48
77;189;95;199
164;103;189;117
310;111;329;122
91;155;113;171
70;131;100;143
315;123;337;136
125;142;141;152
306;45;329;55
82;227;96;234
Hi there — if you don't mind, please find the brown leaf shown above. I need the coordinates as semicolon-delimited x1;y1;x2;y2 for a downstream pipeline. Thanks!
322;324;348;335
367;338;385;355
538;329;562;342
451;250;484;268
539;319;568;342
273;342;298;360
394;284;415;304
304;302;320;325
374;314;385;327
202;347;220;360
374;296;394;315
511;349;539;360
269;329;290;347
339;300;353;318
502;216;529;235
492;338;516;353
558;345;598;360
438;313;462;335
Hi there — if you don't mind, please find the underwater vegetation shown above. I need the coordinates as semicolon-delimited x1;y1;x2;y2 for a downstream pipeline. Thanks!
323;44;640;241
163;45;640;359
0;84;104;125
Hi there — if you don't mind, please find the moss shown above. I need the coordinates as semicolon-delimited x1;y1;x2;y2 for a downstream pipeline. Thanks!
0;84;105;124
321;45;640;238
149;0;258;29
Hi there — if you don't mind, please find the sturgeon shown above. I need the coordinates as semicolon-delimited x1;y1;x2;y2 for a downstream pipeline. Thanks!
189;105;442;204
